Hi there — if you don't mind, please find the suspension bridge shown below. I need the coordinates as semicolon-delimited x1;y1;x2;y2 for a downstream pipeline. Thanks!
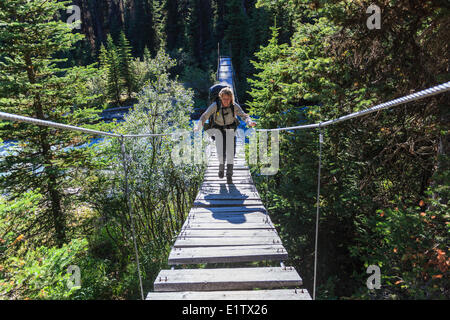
144;56;310;299
0;53;448;300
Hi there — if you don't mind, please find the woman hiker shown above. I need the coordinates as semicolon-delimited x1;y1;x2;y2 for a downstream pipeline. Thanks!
194;87;256;183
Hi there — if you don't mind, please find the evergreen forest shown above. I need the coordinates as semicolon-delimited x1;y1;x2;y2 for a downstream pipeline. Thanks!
0;0;448;300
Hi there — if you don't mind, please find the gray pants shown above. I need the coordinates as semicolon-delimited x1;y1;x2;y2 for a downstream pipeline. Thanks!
208;128;236;165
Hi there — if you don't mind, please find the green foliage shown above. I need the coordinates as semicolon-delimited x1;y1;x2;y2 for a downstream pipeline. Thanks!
349;153;450;299
152;0;168;51
1;0;448;301
95;32;140;105
249;0;449;299
105;35;123;105
181;65;213;109
131;47;177;94
350;196;449;299
0;191;43;254
118;31;136;99
0;0;102;247
0;238;88;300
82;50;203;299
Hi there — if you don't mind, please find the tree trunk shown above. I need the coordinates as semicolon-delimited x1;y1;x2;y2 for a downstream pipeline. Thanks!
24;53;66;247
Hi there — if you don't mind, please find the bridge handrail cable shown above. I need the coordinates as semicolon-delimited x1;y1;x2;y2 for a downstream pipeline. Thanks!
1;79;448;301
1;83;448;137
0;111;181;138
256;81;450;132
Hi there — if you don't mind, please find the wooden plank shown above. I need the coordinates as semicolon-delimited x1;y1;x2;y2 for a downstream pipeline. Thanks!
206;165;247;168
173;236;282;247
195;193;260;201
198;190;259;196
209;156;245;161
198;187;258;194
182;214;273;225
207;157;246;161
168;245;288;264
205;169;249;173
188;210;269;221
202;176;252;181
177;229;278;238
190;206;267;214
184;219;273;227
153;267;301;291
198;184;259;190
186;212;270;220
201;181;254;185
204;172;250;176
185;218;271;226
206;166;249;170
194;199;263;207
200;183;257;190
185;211;273;224
205;166;249;170
207;162;248;166
195;196;261;201
202;175;252;181
191;205;264;211
198;191;259;198
206;157;245;161
199;186;259;194
201;181;255;187
181;221;275;230
203;176;252;181
206;158;245;161
207;162;247;166
207;158;246;161
202;175;251;179
198;186;257;192
209;150;244;154
205;170;250;175
188;214;268;221
204;172;251;177
197;186;258;193
208;156;245;158
208;156;245;159
147;289;311;300
186;213;270;223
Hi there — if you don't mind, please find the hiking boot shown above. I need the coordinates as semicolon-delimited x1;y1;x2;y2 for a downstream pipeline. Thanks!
227;175;233;184
218;164;224;178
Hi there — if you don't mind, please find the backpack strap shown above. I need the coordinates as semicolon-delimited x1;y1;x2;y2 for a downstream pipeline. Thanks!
215;97;225;126
215;97;221;113
213;99;238;129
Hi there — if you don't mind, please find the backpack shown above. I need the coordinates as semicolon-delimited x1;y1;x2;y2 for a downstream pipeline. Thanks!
204;83;239;132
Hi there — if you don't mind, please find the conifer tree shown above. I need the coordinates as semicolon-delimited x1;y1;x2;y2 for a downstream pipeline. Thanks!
0;0;99;246
183;0;201;62
152;0;168;51
98;43;109;71
105;35;122;105
211;0;226;42
223;0;250;98
143;46;152;63
118;31;135;99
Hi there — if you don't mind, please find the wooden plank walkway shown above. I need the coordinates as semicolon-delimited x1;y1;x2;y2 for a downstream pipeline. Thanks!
146;138;311;300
